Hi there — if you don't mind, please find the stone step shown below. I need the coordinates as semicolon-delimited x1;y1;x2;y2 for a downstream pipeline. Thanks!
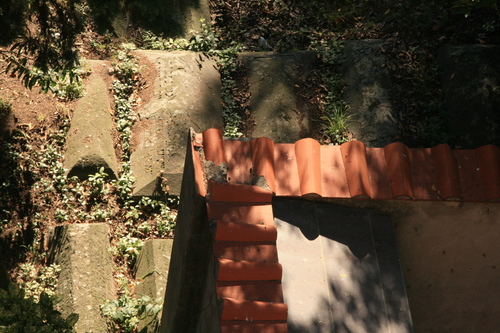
64;60;118;180
130;50;223;197
48;223;114;333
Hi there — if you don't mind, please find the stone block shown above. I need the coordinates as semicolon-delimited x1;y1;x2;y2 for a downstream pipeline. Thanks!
439;44;500;148
240;51;317;143
342;40;398;147
134;239;173;332
49;223;114;333
131;51;223;196
109;0;210;39
64;60;119;179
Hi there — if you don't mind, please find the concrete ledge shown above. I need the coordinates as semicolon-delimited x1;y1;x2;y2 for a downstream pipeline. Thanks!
49;223;114;333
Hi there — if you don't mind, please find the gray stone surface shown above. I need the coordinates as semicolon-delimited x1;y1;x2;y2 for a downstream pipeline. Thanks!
439;44;500;148
134;239;173;333
49;223;114;333
110;0;210;39
273;198;413;333
241;51;318;143
342;40;398;147
131;51;222;196
65;60;119;179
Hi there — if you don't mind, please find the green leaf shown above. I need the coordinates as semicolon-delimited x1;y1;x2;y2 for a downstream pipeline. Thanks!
66;313;79;327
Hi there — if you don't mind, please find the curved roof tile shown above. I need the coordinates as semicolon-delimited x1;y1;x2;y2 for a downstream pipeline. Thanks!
196;128;500;203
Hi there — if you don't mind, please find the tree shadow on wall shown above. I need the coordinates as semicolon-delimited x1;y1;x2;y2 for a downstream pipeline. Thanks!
273;197;414;333
86;0;204;37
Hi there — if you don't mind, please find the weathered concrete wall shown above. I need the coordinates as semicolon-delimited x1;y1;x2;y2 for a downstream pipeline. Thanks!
342;40;398;147
393;201;500;333
320;198;500;333
240;51;318;143
131;51;223;196
108;0;210;39
49;223;115;333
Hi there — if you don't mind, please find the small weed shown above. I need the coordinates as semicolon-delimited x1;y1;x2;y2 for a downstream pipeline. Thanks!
111;235;144;266
53;71;86;101
101;280;162;333
17;263;61;302
0;283;79;332
0;98;12;117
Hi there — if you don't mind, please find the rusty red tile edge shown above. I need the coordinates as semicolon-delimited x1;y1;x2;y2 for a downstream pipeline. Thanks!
340;140;372;198
384;142;414;199
431;143;462;201
208;180;273;203
194;129;499;203
217;258;283;281
191;129;206;197
219;297;288;321
203;128;227;166
250;137;276;193
295;138;323;197
211;220;278;242
476;144;500;201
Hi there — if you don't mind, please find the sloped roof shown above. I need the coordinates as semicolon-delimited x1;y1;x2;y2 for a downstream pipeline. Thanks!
190;128;500;332
195;129;500;202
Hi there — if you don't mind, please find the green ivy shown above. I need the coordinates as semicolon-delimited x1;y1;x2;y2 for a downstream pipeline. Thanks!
0;283;78;333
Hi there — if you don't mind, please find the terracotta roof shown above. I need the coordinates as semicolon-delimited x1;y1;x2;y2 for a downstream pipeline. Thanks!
190;128;500;332
195;129;500;202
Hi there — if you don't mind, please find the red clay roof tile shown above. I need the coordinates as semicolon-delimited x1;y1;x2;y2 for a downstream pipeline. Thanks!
365;147;393;199
454;149;487;202
295;138;322;197
274;144;301;196
225;140;253;184
209;181;273;203
250;137;276;192
191;132;206;197
219;297;288;321
320;145;351;198
408;148;439;200
431;143;462;201
217;259;282;281
203;128;227;166
212;221;278;242
341;140;372;198
213;243;278;262
195;128;500;202
217;281;284;302
384;142;414;199
207;202;275;225
476;144;500;201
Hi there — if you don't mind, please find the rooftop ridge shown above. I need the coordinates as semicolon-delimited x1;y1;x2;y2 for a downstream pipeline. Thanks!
196;128;500;202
